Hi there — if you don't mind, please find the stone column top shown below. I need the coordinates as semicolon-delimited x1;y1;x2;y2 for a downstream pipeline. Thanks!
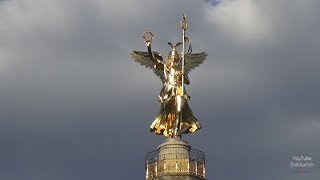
158;137;191;149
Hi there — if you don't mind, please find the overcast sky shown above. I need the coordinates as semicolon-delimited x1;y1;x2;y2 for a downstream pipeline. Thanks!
1;0;320;179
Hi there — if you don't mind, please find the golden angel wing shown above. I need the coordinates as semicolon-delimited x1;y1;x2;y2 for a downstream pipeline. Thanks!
130;51;165;82
184;52;207;75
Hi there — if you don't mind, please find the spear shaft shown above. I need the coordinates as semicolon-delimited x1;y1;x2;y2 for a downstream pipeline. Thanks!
181;13;188;97
174;14;188;137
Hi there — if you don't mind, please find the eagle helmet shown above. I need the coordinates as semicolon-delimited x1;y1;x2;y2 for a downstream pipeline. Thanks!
167;42;182;63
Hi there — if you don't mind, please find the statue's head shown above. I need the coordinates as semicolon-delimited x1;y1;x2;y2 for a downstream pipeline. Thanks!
167;42;182;63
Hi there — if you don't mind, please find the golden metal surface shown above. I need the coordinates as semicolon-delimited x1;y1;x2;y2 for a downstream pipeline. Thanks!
181;13;188;30
130;14;207;138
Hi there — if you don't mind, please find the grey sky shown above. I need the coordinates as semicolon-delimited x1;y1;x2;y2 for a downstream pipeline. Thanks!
0;0;320;179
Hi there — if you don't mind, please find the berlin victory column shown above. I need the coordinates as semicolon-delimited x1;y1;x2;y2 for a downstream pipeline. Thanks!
131;14;207;180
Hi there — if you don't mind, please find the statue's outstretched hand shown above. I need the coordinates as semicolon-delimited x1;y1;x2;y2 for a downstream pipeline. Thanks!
145;41;151;46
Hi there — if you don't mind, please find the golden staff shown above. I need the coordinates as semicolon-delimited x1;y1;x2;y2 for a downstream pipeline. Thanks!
174;13;188;136
181;13;188;99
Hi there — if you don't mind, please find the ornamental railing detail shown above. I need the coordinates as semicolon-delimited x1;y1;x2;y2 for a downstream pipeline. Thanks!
145;148;205;179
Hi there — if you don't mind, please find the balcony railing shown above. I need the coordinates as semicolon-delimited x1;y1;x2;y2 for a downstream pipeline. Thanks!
145;148;205;179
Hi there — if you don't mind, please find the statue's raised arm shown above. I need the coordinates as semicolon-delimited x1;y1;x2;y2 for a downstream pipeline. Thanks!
130;30;166;82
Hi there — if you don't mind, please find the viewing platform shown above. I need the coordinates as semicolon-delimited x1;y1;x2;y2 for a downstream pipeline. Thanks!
145;138;206;180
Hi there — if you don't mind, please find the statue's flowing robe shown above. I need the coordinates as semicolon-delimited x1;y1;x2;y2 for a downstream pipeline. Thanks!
150;65;201;137
151;98;201;137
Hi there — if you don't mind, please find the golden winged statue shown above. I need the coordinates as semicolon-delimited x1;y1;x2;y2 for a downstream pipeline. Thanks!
130;16;207;138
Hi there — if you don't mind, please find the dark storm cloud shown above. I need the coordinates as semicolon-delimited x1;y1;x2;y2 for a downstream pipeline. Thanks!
0;0;319;179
